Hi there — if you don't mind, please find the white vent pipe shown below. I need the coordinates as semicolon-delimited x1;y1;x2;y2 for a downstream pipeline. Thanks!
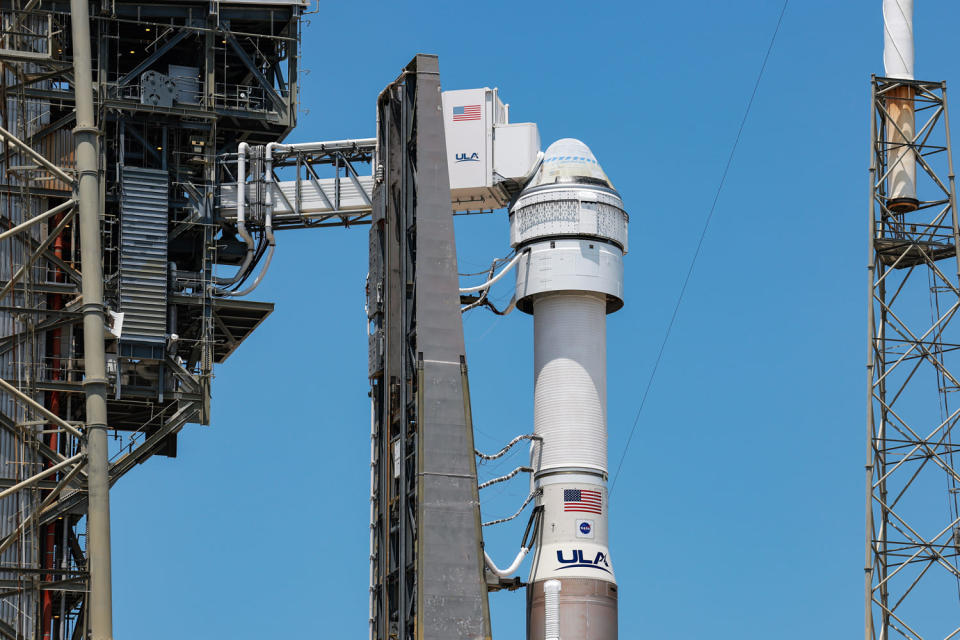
544;580;562;640
882;0;917;209
883;0;914;80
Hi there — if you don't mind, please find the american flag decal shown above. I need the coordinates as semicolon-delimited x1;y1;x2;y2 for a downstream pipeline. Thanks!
452;104;482;121
564;489;602;514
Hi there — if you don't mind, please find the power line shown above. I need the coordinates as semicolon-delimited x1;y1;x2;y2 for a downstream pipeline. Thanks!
610;0;790;493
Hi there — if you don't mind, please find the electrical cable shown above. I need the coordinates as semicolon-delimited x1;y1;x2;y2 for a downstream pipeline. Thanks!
482;489;542;527
610;0;789;494
475;433;542;461
478;466;533;490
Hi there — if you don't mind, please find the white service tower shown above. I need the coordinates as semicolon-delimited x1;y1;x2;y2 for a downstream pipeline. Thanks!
510;139;628;640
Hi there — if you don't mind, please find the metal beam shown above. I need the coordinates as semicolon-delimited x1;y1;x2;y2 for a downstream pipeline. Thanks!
0;377;83;438
69;0;113;637
0;458;87;557
0;206;77;304
0;198;73;242
221;24;286;115
0;452;83;501
114;28;190;88
0;124;75;185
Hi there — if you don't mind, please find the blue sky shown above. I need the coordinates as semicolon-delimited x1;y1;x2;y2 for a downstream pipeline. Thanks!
110;1;960;638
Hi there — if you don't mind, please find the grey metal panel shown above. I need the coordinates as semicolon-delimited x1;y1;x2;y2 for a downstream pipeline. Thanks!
411;54;491;640
119;167;169;346
369;54;490;640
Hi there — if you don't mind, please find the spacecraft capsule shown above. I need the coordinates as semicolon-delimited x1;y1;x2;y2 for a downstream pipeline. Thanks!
511;139;627;640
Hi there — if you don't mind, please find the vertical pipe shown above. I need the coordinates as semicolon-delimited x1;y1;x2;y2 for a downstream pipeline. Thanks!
882;0;917;211
865;79;879;640
940;83;960;280
68;0;112;638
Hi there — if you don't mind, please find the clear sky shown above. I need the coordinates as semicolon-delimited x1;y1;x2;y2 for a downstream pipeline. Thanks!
109;1;960;638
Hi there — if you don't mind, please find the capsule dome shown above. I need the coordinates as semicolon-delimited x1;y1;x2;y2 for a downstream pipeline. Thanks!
527;138;615;190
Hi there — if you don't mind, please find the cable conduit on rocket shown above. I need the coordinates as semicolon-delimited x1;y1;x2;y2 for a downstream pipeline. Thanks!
475;433;542;461
458;249;528;294
483;547;530;578
478;466;533;490
482;488;541;527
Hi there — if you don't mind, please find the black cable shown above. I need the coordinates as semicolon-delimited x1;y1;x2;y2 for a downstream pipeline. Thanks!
610;0;789;494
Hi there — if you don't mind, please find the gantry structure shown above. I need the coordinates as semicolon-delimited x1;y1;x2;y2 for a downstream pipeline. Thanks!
0;0;305;636
366;55;490;640
866;76;960;639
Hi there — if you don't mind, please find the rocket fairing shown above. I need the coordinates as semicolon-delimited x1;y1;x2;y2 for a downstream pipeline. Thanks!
510;139;628;640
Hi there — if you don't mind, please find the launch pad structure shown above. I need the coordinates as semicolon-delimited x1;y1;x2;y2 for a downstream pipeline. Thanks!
0;0;308;637
0;0;956;639
0;0;498;633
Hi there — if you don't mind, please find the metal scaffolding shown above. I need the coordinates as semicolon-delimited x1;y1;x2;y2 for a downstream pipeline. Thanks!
866;76;960;640
0;0;304;637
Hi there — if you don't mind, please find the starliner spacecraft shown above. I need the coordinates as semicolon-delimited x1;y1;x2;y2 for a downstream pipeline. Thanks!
512;139;627;640
441;88;628;640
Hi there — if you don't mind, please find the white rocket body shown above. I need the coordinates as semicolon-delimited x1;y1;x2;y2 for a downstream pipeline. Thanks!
511;139;627;640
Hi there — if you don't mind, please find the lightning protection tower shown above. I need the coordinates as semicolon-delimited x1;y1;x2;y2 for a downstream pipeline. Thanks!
866;75;960;639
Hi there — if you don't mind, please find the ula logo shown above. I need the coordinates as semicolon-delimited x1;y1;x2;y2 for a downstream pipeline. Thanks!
456;152;480;163
556;549;611;573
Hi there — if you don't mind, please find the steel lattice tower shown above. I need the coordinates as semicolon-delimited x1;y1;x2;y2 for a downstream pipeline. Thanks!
866;76;960;639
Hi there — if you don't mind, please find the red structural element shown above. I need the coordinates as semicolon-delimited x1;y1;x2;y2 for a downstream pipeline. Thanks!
42;211;67;640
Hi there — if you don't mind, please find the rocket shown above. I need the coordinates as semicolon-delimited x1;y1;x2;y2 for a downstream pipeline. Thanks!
510;138;628;640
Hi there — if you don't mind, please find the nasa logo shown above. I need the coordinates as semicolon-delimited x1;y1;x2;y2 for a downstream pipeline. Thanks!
455;152;480;163
579;521;591;535
555;549;611;573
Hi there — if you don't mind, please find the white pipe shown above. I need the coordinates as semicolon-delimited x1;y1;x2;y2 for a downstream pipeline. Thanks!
221;143;278;297
544;579;562;640
216;142;254;286
882;0;917;206
883;0;914;80
368;400;376;640
269;138;375;154
0;199;74;242
0;452;84;501
458;249;527;294
483;546;529;577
